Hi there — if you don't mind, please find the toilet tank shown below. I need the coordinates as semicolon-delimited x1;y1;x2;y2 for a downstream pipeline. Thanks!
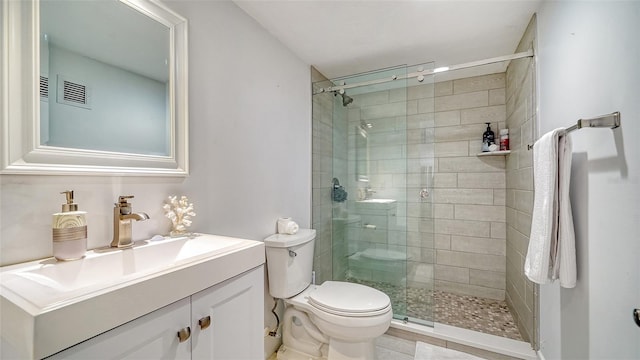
264;229;316;299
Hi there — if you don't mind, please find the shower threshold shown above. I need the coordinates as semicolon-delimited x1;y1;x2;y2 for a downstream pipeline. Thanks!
389;320;537;360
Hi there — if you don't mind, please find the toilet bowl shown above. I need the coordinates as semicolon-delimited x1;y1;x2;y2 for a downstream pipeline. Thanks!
265;229;392;360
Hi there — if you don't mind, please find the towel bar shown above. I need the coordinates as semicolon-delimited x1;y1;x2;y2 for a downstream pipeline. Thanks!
527;111;620;150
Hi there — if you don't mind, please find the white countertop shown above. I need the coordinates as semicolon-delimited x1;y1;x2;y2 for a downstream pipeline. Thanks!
0;234;265;359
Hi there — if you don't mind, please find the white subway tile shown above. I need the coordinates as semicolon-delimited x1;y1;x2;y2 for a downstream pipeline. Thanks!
434;110;461;127
489;88;506;105
435;91;488;112
435;141;469;157
435;219;491;237
435;81;453;96
439;281;505;301
457;172;505;188
491;222;507;239
454;204;506;222
408;83;435;100
433;173;457;188
407;113;435;130
436;250;505;272
434;124;486;142
438;156;505;173
434;204;454;219
453;73;505;94
433;188;494;205
494;188;506;205
361;102;406;120
460;105;506;125
418;98;435;114
435;264;470;283
450;235;506;256
353;91;389;107
514;190;534;213
469;269;506;290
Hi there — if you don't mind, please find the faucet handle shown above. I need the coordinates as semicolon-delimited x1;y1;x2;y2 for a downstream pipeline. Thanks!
118;195;134;205
116;196;134;215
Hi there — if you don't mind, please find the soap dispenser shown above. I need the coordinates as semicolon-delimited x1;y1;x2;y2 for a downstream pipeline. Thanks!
482;122;495;152
52;190;87;261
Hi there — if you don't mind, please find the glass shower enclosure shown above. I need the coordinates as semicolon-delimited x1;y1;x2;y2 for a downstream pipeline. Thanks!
312;63;436;325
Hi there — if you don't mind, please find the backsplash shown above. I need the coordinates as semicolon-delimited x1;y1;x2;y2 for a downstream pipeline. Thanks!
0;176;182;265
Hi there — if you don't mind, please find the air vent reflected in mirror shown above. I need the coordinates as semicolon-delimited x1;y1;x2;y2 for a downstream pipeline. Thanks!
40;76;49;100
57;75;91;109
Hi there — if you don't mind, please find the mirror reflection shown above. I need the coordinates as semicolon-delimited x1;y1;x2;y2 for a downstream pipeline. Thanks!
39;0;171;156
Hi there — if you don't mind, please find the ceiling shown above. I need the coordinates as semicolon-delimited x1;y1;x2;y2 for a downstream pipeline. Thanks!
41;0;169;82
234;0;542;81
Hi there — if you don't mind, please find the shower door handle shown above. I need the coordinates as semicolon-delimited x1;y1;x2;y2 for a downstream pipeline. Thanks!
419;188;429;199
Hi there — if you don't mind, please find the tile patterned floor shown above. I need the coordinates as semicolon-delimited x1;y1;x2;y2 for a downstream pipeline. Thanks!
346;277;523;341
432;290;523;341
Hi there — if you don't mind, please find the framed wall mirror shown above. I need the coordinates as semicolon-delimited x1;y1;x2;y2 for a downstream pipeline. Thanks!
1;0;188;176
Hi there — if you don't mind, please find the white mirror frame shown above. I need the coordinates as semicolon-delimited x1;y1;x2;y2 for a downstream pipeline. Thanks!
1;0;189;176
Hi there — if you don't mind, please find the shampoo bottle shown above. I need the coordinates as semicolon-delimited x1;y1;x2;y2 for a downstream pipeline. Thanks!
482;122;495;152
52;190;87;261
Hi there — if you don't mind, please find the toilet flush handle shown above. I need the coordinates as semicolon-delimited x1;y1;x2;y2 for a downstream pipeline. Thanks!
288;249;297;257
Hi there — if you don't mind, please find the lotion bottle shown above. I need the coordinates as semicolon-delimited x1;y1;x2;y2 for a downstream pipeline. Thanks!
482;122;495;152
52;190;87;261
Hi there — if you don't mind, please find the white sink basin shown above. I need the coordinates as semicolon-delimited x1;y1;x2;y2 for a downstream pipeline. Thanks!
357;198;396;204
0;234;264;359
355;198;398;211
2;235;248;309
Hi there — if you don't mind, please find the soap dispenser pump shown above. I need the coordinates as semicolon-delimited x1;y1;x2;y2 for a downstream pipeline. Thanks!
482;122;495;152
52;190;87;261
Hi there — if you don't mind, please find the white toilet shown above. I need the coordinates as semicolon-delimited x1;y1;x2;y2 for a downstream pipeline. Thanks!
265;229;392;360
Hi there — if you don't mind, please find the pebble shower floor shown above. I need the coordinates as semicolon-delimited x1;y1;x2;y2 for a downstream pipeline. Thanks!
347;277;523;341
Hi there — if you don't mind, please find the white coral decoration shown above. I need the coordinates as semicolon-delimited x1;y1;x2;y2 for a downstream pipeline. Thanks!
163;195;196;236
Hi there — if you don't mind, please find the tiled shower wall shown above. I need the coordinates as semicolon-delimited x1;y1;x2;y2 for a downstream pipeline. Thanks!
338;73;509;300
505;15;537;343
313;69;530;305
431;74;507;300
311;67;333;284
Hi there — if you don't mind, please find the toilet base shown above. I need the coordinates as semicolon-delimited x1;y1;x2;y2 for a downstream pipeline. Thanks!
327;338;376;360
277;344;327;360
277;339;377;360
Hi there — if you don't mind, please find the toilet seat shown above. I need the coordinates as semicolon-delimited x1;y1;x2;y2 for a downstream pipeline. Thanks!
306;281;391;317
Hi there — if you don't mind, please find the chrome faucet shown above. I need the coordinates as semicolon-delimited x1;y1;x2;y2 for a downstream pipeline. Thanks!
364;186;376;200
111;195;149;248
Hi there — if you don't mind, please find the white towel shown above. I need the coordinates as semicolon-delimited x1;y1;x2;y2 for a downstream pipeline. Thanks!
524;128;577;288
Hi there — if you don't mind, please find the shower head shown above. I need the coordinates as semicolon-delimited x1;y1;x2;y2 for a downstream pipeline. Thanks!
334;91;354;107
341;93;354;107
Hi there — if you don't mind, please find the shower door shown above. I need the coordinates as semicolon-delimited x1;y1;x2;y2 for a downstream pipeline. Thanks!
315;64;435;325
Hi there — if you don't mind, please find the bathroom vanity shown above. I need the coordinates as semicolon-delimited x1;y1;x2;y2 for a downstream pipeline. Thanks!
0;234;265;359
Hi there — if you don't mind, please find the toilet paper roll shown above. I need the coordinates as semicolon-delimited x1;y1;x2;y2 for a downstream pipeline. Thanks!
277;217;299;235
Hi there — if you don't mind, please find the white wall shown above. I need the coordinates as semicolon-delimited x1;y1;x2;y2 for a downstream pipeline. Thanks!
1;1;310;357
46;45;169;155
536;2;640;359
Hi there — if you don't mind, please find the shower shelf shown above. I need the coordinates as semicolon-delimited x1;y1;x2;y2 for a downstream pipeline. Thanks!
476;150;511;156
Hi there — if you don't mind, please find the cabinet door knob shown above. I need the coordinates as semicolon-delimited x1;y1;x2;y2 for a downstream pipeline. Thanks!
199;316;211;330
177;327;191;343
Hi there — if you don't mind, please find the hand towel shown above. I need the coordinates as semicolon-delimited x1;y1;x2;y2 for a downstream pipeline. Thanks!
555;132;577;287
524;128;577;288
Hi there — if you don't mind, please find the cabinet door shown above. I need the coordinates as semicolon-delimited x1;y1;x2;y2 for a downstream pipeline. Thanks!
191;266;264;360
46;298;191;360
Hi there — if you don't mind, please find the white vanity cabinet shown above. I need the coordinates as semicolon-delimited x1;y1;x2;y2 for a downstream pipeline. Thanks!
46;298;192;360
46;266;264;360
191;266;264;359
